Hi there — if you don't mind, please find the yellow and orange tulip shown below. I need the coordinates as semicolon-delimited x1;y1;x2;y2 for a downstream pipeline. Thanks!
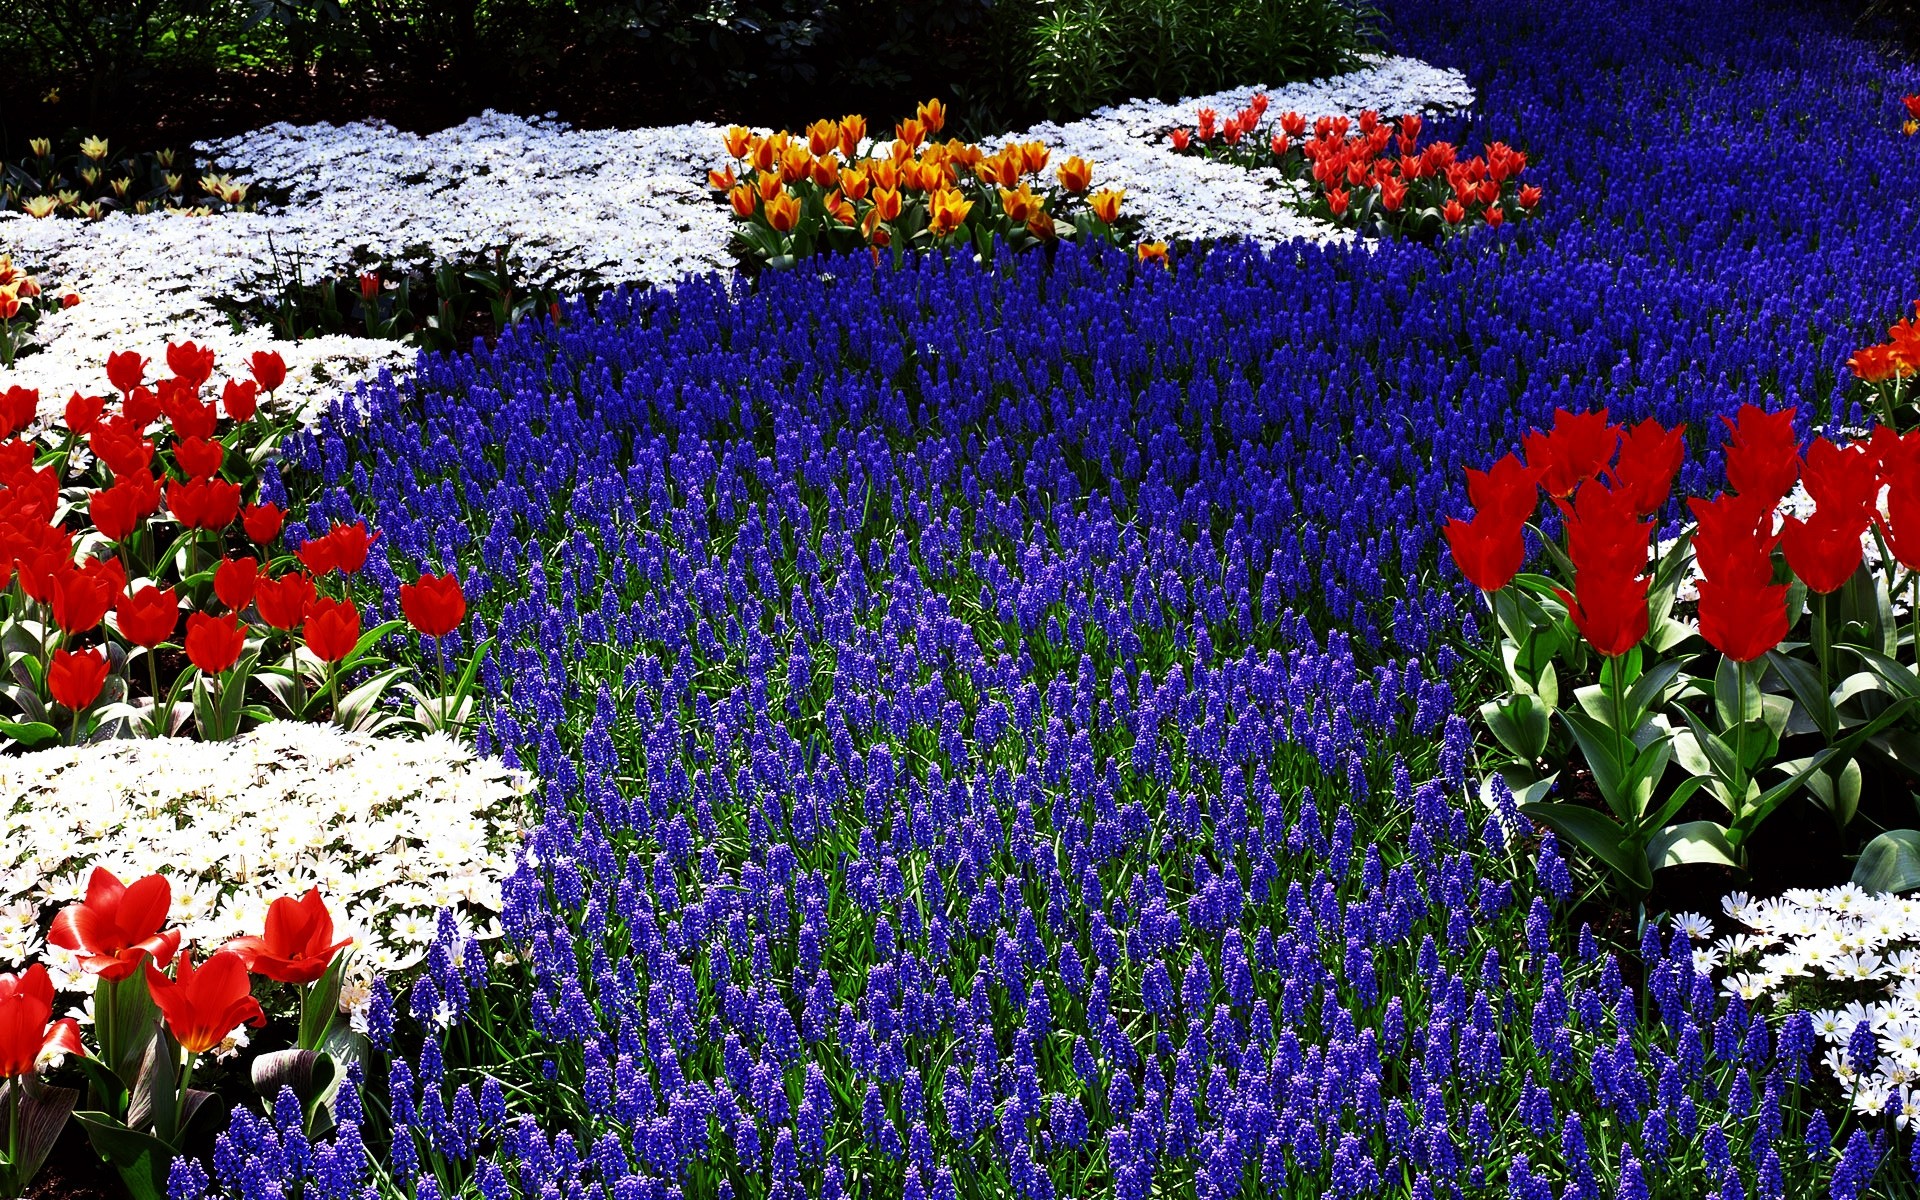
1089;187;1125;223
765;189;801;233
1057;156;1094;194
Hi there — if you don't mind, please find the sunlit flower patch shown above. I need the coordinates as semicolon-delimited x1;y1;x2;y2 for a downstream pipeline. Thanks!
0;721;529;993
1696;888;1920;1114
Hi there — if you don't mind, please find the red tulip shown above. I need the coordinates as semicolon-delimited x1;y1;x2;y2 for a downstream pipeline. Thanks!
1559;478;1652;584
1800;437;1876;523
47;647;109;711
65;391;107;435
248;351;287;394
1556;572;1650;657
254;573;317;631
1782;511;1865;594
90;424;155;479
1484;205;1504;228
0;387;38;440
214;556;258;613
89;477;162;542
174;435;224;481
1882;483;1920;570
144;947;264;1055
105;351;146;396
1523;408;1621;498
1720;404;1800;504
222;379;258;423
123;385;161;429
305;596;361;664
1444;514;1526;592
1325;187;1350;217
167;477;241;530
165;340;215;388
224;889;352;985
297;521;377;576
242;503;284;545
1611;417;1685;518
48;868;181;981
1907;95;1920;120
184;611;247;675
1518;184;1542;209
1465;452;1543;528
1688;492;1777;588
0;965;85;1079
358;273;381;302
1698;575;1789;663
159;380;218;440
49;566;115;634
400;572;466;636
115;585;179;648
1442;199;1465;224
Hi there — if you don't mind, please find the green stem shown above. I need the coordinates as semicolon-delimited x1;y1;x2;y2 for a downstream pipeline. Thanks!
1733;657;1749;827
1608;654;1633;835
147;650;164;738
1815;590;1832;708
173;1051;196;1145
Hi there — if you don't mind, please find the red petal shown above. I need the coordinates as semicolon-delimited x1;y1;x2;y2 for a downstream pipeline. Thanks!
116;874;173;943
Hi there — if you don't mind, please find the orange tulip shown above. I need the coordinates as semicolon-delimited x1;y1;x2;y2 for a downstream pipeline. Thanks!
998;184;1044;224
838;114;868;157
1057;156;1094;194
1088;187;1124;223
723;126;752;159
916;99;947;134
708;165;737;191
928;187;973;237
870;160;901;190
824;190;855;225
890;139;915;165
1020;141;1050;175
729;184;758;218
765;189;801;233
810;153;841;188
895;117;926;150
751;135;780;174
872;187;903;222
757;171;786;202
839;167;871;200
1137;241;1169;266
1027;210;1057;241
807;119;840;156
780;145;812;184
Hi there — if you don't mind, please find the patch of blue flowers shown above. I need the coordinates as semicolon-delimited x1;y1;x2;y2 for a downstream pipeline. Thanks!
195;0;1920;1196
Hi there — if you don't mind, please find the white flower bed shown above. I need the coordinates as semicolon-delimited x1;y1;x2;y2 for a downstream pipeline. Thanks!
0;721;531;996
1688;887;1920;1116
0;55;1471;424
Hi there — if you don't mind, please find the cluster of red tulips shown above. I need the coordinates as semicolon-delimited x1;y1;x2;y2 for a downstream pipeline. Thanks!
1449;406;1920;666
1450;404;1920;892
1;868;352;1198
0;343;469;745
1849;299;1919;430
1168;95;1540;238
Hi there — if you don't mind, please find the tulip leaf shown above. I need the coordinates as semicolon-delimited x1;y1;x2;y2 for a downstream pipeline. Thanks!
71;1111;171;1200
1520;800;1653;892
0;1080;77;1197
1854;830;1920;894
1677;705;1743;794
334;666;409;732
1843;645;1920;703
1648;820;1739;870
0;718;60;748
1803;757;1863;829
1765;649;1837;741
1625;656;1690;726
299;955;348;1051
1481;695;1550;764
1714;653;1765;730
1558;708;1635;824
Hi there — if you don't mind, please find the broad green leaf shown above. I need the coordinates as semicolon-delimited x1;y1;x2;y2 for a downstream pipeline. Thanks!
1855;830;1920;893
1559;708;1635;823
1521;800;1653;891
1765;649;1836;741
1625;657;1689;725
1716;653;1765;730
1647;820;1739;870
1677;706;1743;793
1803;757;1863;829
0;1080;78;1195
71;1112;170;1200
0;719;61;748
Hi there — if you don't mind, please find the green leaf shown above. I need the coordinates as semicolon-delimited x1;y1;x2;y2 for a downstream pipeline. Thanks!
1521;800;1653;891
1559;708;1635;823
1855;830;1920;893
299;955;347;1051
1625;656;1689;724
1677;705;1744;793
0;1080;78;1196
1765;649;1837;741
1715;652;1764;730
1481;695;1550;763
71;1112;172;1200
1647;820;1739;870
0;718;61;748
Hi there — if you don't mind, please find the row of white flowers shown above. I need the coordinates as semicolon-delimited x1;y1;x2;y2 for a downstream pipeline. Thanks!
0;721;530;1000
0;55;1472;424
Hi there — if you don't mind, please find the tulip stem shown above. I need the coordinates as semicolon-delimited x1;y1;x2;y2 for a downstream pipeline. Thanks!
147;650;164;738
1814;591;1832;704
1733;658;1749;818
173;1050;196;1143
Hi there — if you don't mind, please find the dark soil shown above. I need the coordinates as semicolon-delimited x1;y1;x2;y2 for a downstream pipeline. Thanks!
25;1124;122;1200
